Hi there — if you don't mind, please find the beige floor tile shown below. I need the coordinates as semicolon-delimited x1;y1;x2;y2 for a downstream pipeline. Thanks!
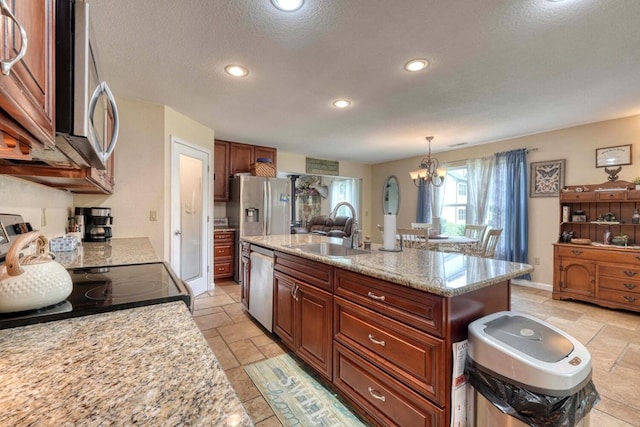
254;415;284;427
592;323;640;346
592;396;640;426
229;338;267;365
206;336;240;370
251;333;279;348
582;306;640;331
192;305;224;317
243;395;276;424
223;302;253;322
619;343;640;371
224;366;263;402
218;319;267;344
544;316;604;346
192;311;234;331
592;365;640;411
194;293;237;309
198;327;220;339
260;342;288;359
588;335;627;372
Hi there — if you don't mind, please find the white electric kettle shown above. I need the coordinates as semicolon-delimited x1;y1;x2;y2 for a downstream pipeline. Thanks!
0;232;72;313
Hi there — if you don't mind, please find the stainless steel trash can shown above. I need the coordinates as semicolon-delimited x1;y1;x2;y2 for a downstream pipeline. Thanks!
466;311;599;427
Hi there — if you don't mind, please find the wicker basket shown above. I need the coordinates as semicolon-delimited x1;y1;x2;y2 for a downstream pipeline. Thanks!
251;162;275;177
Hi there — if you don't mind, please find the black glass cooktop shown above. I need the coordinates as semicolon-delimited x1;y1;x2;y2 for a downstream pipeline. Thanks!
0;262;192;330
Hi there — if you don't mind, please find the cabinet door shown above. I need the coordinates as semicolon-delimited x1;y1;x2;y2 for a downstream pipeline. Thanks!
214;141;229;201
297;282;333;380
229;143;253;175
558;257;595;297
0;0;55;147
273;271;296;350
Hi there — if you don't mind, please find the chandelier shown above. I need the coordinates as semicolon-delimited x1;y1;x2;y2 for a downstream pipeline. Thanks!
409;136;446;187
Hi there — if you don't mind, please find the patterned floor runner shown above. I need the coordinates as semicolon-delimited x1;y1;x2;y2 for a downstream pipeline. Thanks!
244;353;368;426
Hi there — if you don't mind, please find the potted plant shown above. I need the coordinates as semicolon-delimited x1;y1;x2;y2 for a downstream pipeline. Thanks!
634;177;640;190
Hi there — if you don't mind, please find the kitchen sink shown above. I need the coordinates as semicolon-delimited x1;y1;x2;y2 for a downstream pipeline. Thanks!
284;242;370;257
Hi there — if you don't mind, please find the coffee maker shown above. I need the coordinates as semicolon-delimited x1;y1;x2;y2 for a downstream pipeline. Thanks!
75;207;113;242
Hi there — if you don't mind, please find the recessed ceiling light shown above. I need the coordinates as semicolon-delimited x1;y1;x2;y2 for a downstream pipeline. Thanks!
224;65;249;77
271;0;304;11
404;59;429;72
332;99;351;109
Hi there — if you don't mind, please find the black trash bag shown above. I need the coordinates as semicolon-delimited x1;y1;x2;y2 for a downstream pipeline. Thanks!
465;357;600;427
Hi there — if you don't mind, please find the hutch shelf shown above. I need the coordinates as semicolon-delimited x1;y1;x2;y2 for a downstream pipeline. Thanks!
553;180;640;313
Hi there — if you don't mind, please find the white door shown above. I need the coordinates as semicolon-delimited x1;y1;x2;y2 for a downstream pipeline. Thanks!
170;137;211;296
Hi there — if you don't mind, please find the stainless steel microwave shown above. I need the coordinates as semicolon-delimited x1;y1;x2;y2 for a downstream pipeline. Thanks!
55;0;119;170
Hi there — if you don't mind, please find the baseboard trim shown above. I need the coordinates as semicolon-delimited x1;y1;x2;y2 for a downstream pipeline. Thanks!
511;279;552;292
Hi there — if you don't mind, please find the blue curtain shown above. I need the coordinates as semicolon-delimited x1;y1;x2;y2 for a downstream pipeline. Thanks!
493;148;530;279
416;180;433;223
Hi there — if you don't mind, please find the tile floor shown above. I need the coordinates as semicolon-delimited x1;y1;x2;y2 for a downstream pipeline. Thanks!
193;281;640;426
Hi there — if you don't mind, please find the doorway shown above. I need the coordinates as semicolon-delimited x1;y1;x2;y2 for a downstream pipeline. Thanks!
170;137;211;296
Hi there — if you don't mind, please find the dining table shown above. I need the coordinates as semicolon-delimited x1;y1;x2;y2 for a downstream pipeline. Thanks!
427;235;479;252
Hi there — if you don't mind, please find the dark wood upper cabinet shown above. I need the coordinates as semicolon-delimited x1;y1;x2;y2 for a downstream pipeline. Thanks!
0;0;55;149
214;140;229;201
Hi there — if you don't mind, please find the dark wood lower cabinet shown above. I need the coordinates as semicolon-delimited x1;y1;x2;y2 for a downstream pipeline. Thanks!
269;249;511;426
273;270;333;380
334;343;445;427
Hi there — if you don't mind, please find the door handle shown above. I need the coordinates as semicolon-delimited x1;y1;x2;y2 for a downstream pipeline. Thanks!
88;82;119;164
174;230;182;236
0;0;28;76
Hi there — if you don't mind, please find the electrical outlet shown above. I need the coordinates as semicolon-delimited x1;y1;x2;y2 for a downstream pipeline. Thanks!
533;257;540;265
149;210;157;221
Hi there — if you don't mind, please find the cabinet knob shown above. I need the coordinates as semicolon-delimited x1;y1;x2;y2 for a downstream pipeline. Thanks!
624;283;637;290
571;249;583;256
623;296;637;303
623;271;638;277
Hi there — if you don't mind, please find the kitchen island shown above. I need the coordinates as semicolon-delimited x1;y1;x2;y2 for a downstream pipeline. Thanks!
1;237;253;426
241;233;533;426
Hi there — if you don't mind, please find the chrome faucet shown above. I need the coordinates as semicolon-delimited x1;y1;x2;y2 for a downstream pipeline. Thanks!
330;202;360;248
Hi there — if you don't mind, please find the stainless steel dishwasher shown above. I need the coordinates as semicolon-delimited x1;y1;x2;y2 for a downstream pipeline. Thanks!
248;245;274;332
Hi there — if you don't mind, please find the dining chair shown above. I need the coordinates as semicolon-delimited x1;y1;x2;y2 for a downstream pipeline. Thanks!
464;224;487;251
480;228;502;258
377;225;429;249
410;223;432;230
397;227;429;249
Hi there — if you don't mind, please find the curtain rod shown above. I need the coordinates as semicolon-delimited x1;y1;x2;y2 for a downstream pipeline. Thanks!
445;147;538;165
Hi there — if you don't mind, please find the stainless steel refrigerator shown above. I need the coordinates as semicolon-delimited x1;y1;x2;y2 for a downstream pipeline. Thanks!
228;175;291;282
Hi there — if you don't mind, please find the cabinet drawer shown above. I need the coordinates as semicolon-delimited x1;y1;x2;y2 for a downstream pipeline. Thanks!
335;269;443;337
274;251;333;292
596;191;627;201
214;243;233;259
214;231;234;242
559;192;596;202
597;288;640;308
334;343;445;427
598;276;640;294
598;265;640;281
556;245;640;264
214;261;233;277
334;297;445;405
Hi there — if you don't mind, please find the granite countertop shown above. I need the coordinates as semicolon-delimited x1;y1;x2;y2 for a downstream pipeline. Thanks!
242;234;533;297
0;301;252;426
52;237;159;269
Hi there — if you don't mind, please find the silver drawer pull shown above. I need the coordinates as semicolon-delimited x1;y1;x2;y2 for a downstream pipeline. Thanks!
368;334;386;347
367;291;386;301
368;387;386;402
624;283;637;290
624;271;638;277
623;296;637;303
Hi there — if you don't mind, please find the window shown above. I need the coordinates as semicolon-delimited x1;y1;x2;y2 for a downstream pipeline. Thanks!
457;182;467;197
441;165;468;234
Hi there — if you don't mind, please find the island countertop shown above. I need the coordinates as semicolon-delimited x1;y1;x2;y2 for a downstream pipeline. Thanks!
0;301;253;426
52;237;160;269
242;234;533;297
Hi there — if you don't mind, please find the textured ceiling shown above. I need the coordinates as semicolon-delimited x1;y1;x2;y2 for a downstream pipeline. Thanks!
90;0;640;164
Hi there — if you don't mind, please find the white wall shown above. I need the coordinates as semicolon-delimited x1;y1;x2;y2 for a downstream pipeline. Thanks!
74;98;166;257
0;175;73;238
371;114;640;286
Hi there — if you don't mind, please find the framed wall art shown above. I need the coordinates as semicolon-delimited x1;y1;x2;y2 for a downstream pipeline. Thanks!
530;159;565;198
595;144;632;168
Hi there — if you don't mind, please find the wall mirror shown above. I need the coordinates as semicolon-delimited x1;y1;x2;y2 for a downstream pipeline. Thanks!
382;175;400;215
